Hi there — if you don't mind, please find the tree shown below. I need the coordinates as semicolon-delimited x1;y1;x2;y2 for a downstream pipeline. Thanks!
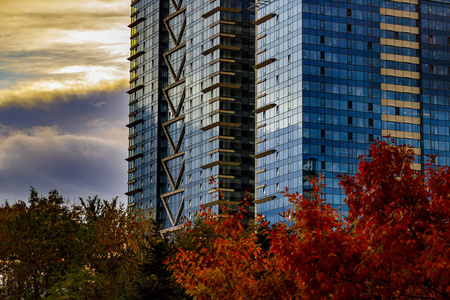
0;189;81;299
47;196;161;299
169;140;450;299
168;192;297;300
0;191;184;299
271;140;450;299
133;223;190;300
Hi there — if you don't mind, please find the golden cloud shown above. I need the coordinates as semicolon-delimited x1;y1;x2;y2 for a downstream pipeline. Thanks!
0;0;130;108
0;78;128;108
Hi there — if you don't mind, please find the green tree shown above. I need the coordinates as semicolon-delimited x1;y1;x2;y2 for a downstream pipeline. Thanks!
0;191;185;299
47;197;158;299
132;223;190;300
0;189;81;299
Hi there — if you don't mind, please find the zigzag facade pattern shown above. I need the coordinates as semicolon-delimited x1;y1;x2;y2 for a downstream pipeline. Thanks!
159;0;186;227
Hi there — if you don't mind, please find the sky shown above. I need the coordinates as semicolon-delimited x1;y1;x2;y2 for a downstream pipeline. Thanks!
0;0;130;203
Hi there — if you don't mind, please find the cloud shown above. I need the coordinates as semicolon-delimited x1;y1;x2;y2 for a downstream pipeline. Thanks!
0;78;128;108
0;0;130;108
0;124;128;203
92;101;108;108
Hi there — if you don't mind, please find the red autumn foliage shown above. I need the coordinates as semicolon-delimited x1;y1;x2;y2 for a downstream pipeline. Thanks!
169;140;450;299
168;184;296;299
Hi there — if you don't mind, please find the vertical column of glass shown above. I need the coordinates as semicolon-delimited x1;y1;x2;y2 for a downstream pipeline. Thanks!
135;0;162;214
420;1;450;167
300;1;381;214
254;0;304;223
212;1;255;212
127;0;140;207
183;0;217;219
127;0;153;210
144;1;163;214
182;0;255;217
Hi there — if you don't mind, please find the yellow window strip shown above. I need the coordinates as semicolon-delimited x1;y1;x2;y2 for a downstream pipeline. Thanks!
381;68;420;79
411;163;422;171
412;148;421;155
388;0;418;4
380;53;420;64
380;8;419;19
382;129;421;140
381;83;420;94
380;23;419;35
380;38;419;49
381;98;421;110
381;114;421;125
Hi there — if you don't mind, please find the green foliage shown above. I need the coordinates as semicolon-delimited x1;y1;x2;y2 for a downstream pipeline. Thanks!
46;268;110;300
0;189;80;299
134;229;190;300
0;190;188;299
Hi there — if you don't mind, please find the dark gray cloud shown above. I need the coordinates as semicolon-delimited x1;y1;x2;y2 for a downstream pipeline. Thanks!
0;89;127;132
0;90;129;204
0;125;127;203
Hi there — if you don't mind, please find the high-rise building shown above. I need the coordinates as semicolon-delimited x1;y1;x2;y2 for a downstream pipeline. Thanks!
253;0;450;223
126;0;256;230
127;0;450;229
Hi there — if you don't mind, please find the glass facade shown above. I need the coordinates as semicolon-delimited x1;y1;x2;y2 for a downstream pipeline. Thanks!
421;1;450;166
254;0;450;224
127;0;255;230
128;0;450;229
